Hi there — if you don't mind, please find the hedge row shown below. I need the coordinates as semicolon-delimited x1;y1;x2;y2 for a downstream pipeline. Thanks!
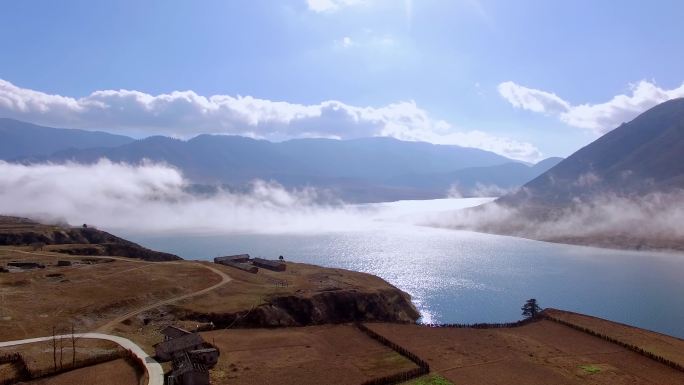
356;323;430;385
544;314;684;373
360;367;429;385
422;315;538;329
0;353;30;385
120;348;148;380
24;350;125;381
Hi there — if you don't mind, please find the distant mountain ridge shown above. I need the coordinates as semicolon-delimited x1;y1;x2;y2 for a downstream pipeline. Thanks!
0;118;134;159
462;98;684;252
499;97;684;209
1;118;561;202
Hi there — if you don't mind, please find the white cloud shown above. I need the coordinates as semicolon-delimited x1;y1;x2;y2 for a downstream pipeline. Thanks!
306;0;366;13
336;36;354;48
498;80;684;134
0;160;347;234
0;160;488;234
497;81;570;114
0;78;542;161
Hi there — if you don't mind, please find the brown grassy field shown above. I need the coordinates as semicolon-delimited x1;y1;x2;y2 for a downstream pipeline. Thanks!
544;308;684;368
368;320;684;385
104;258;417;352
201;325;417;385
25;358;140;385
173;260;398;314
0;338;121;375
4;245;684;385
0;247;219;340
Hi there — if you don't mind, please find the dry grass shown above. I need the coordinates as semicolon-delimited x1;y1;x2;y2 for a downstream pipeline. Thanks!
544;308;684;368
25;358;140;385
368;320;684;385
173;260;397;315
0;338;121;374
0;247;219;340
202;325;417;385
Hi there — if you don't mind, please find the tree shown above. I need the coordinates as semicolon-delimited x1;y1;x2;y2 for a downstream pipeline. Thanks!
521;298;542;319
71;324;76;367
52;326;57;372
278;255;284;261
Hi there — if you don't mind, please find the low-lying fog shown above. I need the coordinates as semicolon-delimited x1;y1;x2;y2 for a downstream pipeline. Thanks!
0;160;490;234
1;160;683;243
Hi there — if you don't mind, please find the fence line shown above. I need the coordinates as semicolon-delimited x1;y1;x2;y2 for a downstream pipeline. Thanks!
420;316;539;329
355;323;430;385
543;314;684;373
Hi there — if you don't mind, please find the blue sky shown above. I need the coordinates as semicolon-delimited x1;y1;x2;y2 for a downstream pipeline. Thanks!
1;0;683;161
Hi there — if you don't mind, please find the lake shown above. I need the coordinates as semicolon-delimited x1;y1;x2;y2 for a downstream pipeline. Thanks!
120;198;684;338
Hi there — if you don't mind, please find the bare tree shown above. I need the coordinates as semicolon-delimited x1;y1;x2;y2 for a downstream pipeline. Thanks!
59;332;64;370
71;324;76;367
52;326;57;372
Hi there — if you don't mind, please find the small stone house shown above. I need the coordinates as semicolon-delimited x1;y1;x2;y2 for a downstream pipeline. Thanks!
214;254;251;264
252;257;286;272
155;333;205;362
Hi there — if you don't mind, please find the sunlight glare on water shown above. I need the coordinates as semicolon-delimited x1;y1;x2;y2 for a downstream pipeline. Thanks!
123;198;684;338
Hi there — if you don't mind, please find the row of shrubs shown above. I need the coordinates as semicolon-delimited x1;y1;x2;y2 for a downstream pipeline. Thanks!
120;348;148;381
544;315;684;373
421;315;538;329
26;350;124;380
0;348;147;384
356;323;430;385
0;353;30;385
360;367;429;385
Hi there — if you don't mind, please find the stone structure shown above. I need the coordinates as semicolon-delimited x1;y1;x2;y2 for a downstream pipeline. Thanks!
253;257;286;272
156;326;220;385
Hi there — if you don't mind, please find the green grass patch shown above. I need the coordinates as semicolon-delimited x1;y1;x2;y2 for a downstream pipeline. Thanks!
405;374;454;385
579;365;601;374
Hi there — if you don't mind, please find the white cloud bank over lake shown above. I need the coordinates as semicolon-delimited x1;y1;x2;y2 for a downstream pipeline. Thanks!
0;160;487;235
1;160;681;246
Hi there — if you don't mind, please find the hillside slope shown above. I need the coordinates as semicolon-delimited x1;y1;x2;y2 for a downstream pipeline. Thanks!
453;99;684;252
500;98;684;209
0;216;181;261
0;118;134;160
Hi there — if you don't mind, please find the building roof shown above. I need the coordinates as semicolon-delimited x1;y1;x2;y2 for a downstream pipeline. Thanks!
155;333;204;355
252;258;284;267
161;325;191;338
190;348;219;354
215;254;250;262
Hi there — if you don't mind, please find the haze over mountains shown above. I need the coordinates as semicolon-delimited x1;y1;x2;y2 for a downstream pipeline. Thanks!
0;118;134;159
499;97;684;209
445;98;684;251
0;118;560;202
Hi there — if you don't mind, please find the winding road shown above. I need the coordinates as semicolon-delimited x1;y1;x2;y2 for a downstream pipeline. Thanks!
1;248;234;385
96;262;232;332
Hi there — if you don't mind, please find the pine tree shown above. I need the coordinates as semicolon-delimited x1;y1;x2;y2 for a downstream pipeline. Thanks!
521;298;542;319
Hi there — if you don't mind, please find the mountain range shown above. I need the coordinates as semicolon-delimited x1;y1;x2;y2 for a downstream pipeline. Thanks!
499;97;684;210
0;118;560;202
475;98;684;251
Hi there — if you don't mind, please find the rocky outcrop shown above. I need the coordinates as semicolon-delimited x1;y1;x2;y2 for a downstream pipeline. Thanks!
0;215;181;261
180;288;420;328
